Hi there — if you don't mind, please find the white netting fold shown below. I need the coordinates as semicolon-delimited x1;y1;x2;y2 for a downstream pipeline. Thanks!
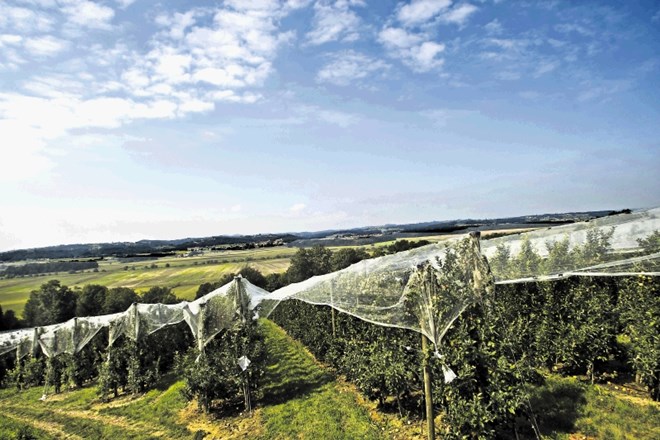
267;234;492;346
183;276;272;350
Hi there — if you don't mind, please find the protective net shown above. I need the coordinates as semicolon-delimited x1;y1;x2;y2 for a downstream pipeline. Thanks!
0;276;273;359
481;206;660;283
268;208;658;346
269;233;492;346
0;207;658;358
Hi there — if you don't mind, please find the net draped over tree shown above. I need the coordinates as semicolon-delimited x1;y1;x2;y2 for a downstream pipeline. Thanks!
0;207;658;358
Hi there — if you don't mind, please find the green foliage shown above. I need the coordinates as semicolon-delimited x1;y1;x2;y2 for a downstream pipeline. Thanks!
22;280;77;326
177;317;266;413
618;276;660;400
1;261;98;279
126;339;160;395
495;278;620;379
97;342;129;400
140;285;177;304
75;284;108;317
490;226;624;279
330;248;370;272
195;266;269;299
637;230;660;254
103;286;138;313
44;355;63;394
0;305;22;331
576;227;615;266
371;239;431;257
7;356;45;390
286;245;334;283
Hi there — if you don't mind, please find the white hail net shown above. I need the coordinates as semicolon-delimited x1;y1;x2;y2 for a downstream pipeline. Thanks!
0;207;658;357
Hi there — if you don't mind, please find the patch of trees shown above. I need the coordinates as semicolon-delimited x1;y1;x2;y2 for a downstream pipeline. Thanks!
15;281;182;329
0;306;21;331
1;261;99;278
371;239;431;258
269;275;660;438
176;314;265;413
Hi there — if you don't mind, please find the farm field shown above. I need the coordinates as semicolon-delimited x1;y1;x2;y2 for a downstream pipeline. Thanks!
0;247;297;317
0;320;405;440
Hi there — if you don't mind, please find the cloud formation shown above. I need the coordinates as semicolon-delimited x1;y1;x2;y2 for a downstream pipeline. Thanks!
317;50;389;85
306;0;365;45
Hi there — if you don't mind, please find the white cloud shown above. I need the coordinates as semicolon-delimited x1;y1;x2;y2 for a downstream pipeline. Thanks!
379;27;444;72
21;74;86;98
155;10;198;40
534;59;560;77
105;3;291;114
396;1;477;28
24;35;69;56
484;18;503;34
62;0;115;30
317;109;357;127
440;3;478;26
114;0;136;8
577;79;632;102
397;0;452;27
0;34;23;45
317;51;389;85
379;26;422;48
306;0;365;45
290;203;306;213
421;108;476;127
0;5;55;33
554;23;594;37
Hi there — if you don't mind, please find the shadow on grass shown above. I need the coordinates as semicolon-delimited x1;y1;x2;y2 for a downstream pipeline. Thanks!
153;371;181;392
514;377;587;439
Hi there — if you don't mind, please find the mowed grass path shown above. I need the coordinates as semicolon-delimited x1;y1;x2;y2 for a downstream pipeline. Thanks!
0;319;390;440
0;247;295;317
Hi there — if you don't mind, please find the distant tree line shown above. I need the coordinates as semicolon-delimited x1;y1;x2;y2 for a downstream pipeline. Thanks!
1;261;99;278
0;234;298;262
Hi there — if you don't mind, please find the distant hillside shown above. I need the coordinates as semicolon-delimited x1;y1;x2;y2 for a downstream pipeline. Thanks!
0;209;629;262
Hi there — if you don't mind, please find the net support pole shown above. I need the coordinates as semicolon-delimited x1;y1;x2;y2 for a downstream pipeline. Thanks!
330;280;337;338
331;307;337;338
422;333;435;440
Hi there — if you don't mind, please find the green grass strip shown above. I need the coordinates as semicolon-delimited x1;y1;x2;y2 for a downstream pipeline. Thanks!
257;319;384;440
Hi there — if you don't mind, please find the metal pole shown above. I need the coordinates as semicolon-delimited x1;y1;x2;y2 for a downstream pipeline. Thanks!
422;333;435;440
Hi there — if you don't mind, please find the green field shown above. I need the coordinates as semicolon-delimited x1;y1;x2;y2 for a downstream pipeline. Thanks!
0;247;296;317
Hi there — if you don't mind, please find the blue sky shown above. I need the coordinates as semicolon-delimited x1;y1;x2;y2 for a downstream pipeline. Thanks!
0;0;658;251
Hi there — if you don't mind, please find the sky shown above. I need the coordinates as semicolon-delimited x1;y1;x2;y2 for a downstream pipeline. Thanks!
0;0;659;251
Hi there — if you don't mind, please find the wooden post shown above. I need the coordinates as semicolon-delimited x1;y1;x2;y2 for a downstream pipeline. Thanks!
331;307;337;338
244;371;252;413
422;333;435;440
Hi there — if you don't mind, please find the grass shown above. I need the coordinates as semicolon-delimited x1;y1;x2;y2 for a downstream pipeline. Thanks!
256;319;385;440
522;375;660;439
0;247;293;317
